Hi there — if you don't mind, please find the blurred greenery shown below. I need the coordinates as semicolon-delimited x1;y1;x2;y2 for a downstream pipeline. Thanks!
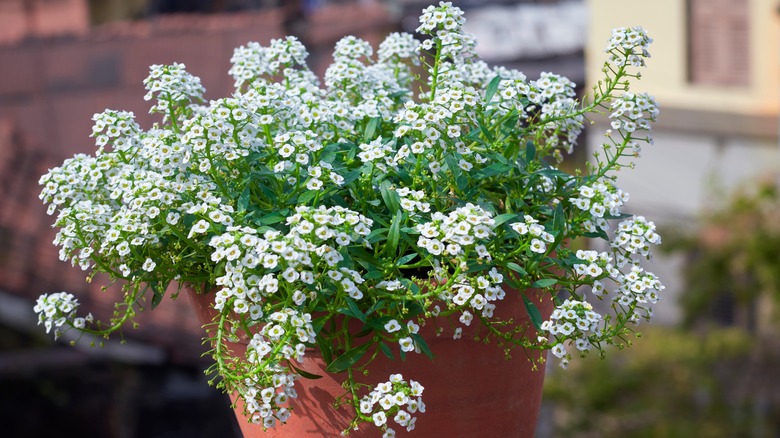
542;327;774;437
543;176;780;437
670;178;780;328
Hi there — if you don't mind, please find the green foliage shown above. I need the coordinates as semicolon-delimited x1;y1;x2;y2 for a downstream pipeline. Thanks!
543;327;766;438
666;178;780;327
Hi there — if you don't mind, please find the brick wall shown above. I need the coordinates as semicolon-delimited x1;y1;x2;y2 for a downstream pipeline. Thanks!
0;0;90;46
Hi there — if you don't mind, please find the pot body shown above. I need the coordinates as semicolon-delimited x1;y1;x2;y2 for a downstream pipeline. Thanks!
186;287;552;438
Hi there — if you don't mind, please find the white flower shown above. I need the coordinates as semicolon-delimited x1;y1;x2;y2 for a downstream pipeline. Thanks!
529;238;546;254
398;337;415;352
459;311;473;326
188;219;210;238
142;258;156;272
372;412;387;427
384;319;402;333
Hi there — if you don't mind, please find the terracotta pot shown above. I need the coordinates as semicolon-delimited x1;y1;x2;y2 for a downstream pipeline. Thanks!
186;286;553;438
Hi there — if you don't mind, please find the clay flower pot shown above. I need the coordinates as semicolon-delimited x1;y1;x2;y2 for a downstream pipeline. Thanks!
186;286;553;437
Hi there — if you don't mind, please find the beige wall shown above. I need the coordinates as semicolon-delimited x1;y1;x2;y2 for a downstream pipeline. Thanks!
586;0;780;116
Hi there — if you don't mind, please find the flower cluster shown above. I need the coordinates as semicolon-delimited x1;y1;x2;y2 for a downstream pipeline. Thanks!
612;215;662;258
209;205;373;315
614;265;664;309
511;215;556;255
415;203;495;258
241;367;297;429
229;37;310;89
445;267;506;322
359;374;425;436
542;299;603;367
237;309;317;428
143;63;205;115
35;2;664;434
33;292;86;339
609;92;659;135
606;26;653;68
570;180;629;233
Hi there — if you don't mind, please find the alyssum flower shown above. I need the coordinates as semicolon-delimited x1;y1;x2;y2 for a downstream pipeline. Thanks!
36;2;663;435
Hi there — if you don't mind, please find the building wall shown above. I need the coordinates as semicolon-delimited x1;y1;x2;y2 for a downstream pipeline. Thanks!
0;0;90;45
586;0;780;116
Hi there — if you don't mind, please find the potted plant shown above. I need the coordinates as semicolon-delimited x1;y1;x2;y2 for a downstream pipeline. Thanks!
34;2;663;436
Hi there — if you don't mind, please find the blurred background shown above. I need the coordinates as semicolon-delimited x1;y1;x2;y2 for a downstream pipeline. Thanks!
0;0;778;437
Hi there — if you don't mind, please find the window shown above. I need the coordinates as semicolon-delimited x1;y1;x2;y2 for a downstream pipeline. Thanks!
688;0;750;86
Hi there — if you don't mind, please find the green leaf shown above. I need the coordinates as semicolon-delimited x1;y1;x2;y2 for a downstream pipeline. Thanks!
256;211;286;225
464;127;482;142
411;333;434;360
503;274;521;289
478;163;512;178
237;186;250;213
379;180;401;213
484;75;502;103
379;342;394;360
316;335;334;364
500;109;520;131
258;183;277;201
297;190;317;205
346;143;358;162
584;230;609;240
341;170;361;185
311;315;328;334
149;282;165;310
363;269;385;281
506;262;528;277
396;253;418;267
346;297;366;323
531;278;558;288
493;213;518;227
466;260;488;273
289;362;323;380
456;174;468;192
366;300;387;317
354;325;375;338
604;212;634;220
363;117;381;142
326;342;371;373
366;228;388;243
480;124;495;143
347;246;384;269
522;294;543;331
503;140;520;161
443;154;462;178
525;141;536;162
385;210;402;257
551;203;566;247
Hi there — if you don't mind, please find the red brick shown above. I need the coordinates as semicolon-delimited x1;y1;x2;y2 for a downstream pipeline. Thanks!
0;100;52;152
0;0;28;46
30;0;89;40
0;47;39;96
123;34;229;99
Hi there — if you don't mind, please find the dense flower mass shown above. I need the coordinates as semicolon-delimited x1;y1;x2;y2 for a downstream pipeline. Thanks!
35;2;663;434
